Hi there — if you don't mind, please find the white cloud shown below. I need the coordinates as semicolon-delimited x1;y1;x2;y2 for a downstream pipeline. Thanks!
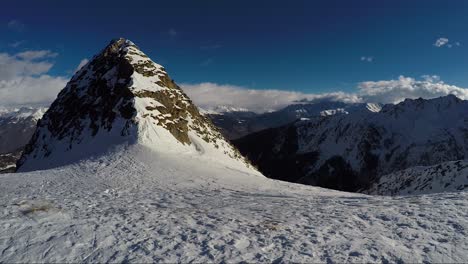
16;50;58;60
74;58;89;72
2;46;466;113
434;38;449;47
360;56;373;62
0;51;67;107
181;83;360;113
0;53;53;80
181;76;468;113
358;75;468;103
0;75;67;106
433;38;462;48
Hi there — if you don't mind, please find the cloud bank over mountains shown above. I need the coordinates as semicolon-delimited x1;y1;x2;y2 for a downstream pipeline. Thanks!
181;83;361;113
182;76;468;113
358;75;468;104
1;49;468;113
0;51;68;107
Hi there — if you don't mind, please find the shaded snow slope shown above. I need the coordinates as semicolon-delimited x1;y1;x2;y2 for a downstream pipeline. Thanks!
17;38;255;174
0;145;467;263
367;160;468;195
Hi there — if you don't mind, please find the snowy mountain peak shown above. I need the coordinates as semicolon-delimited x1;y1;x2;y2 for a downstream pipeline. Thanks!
17;38;258;174
0;107;47;122
381;95;463;116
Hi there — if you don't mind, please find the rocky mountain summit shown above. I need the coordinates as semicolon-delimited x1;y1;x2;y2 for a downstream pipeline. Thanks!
234;95;468;193
17;38;256;173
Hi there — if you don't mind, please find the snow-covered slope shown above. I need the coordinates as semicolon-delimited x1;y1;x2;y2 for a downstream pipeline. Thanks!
17;38;257;175
1;145;467;263
367;160;468;195
234;95;468;191
0;107;46;154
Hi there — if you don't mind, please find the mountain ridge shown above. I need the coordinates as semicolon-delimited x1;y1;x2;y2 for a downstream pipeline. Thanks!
233;95;468;193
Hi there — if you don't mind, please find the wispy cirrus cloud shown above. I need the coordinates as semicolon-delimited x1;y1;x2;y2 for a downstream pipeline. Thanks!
9;40;25;48
7;20;25;32
360;56;373;62
16;50;58;60
200;58;214;67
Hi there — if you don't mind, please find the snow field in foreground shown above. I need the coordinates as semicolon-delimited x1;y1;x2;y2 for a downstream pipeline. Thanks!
0;146;467;263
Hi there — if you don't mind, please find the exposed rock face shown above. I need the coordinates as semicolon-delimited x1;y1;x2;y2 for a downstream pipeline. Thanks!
17;38;254;172
234;95;468;192
0;149;22;173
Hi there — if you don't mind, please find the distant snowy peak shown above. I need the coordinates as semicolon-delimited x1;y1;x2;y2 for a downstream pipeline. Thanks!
199;105;251;115
0;107;47;123
380;95;462;117
18;38;257;173
320;108;348;116
0;106;47;155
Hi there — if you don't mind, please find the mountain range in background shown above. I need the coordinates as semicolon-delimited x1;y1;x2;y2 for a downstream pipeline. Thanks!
0;39;467;197
1;90;468;196
0;98;381;171
234;95;468;194
206;101;382;139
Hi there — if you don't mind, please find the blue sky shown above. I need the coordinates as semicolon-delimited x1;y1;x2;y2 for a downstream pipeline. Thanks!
2;0;468;110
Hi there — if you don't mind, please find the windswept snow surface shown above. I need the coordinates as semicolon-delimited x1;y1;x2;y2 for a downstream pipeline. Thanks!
1;146;467;263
